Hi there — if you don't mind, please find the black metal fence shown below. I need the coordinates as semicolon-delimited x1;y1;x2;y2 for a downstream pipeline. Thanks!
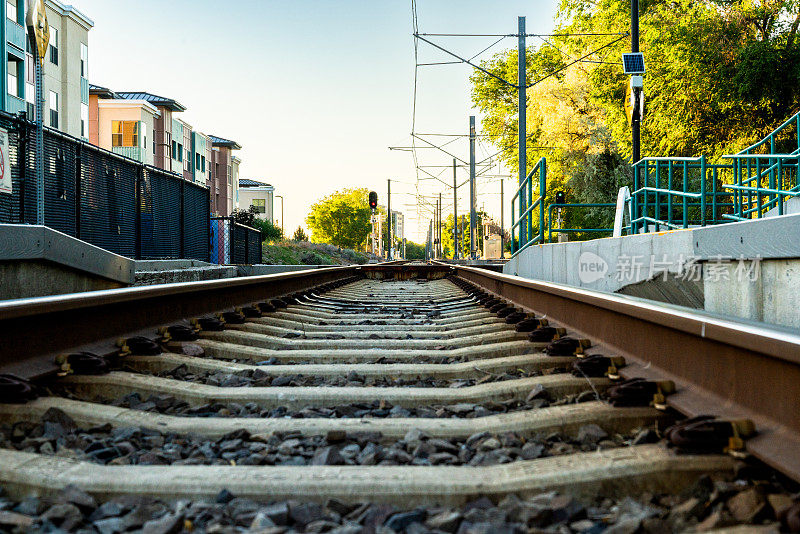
0;112;213;261
210;217;262;265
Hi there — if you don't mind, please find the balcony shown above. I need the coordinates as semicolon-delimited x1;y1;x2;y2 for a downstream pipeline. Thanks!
5;93;25;114
112;146;145;162
81;76;89;104
6;19;25;57
80;77;89;104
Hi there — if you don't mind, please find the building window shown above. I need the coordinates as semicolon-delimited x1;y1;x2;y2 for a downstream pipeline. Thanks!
7;60;17;97
49;91;58;128
201;155;206;172
6;0;16;22
177;143;183;162
227;165;231;185
80;43;88;78
80;103;88;138
195;153;201;171
25;53;33;84
153;129;156;154
112;121;139;147
251;199;266;214
171;140;176;159
49;27;58;66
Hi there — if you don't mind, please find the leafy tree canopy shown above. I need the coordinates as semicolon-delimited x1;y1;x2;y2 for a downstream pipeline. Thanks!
471;0;800;234
305;188;373;250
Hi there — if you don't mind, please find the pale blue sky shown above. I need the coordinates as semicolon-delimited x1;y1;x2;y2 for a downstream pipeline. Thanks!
79;0;558;241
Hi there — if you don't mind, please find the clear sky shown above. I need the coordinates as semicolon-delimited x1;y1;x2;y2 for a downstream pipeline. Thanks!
79;0;558;242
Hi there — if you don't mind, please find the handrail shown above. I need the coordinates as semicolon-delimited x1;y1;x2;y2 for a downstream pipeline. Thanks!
546;203;616;242
510;157;546;256
739;110;800;154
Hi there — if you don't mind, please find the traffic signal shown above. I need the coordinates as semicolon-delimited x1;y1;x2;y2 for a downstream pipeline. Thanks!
555;191;566;205
369;191;378;209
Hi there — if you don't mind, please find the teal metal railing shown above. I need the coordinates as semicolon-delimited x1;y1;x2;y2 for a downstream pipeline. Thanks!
719;112;800;220
547;203;616;241
510;157;546;255
630;111;800;233
630;157;736;234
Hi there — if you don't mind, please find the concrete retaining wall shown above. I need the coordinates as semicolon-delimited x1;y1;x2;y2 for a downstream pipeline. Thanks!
504;214;800;329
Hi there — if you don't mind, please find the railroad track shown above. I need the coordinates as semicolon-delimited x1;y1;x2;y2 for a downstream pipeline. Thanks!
0;263;798;532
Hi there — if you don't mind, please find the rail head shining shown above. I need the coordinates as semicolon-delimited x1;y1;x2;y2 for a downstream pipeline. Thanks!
448;263;800;482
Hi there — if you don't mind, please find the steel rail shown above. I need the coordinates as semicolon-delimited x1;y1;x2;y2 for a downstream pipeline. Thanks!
0;267;364;380
444;263;800;482
0;262;437;379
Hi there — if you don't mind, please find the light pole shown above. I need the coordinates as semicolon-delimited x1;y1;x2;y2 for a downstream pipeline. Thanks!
275;195;284;237
386;180;390;259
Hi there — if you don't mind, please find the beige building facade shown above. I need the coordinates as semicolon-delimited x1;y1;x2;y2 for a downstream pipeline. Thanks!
21;0;93;139
238;179;274;222
94;99;159;166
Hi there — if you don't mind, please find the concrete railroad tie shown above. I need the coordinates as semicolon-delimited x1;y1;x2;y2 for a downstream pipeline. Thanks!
0;276;739;507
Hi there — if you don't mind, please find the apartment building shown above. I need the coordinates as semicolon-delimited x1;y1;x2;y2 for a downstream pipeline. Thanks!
391;210;404;242
116;91;186;174
238;179;274;222
2;0;92;139
191;130;211;186
231;155;240;212
208;135;241;216
89;88;158;165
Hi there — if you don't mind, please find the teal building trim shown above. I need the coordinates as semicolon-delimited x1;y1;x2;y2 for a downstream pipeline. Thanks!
1;0;26;114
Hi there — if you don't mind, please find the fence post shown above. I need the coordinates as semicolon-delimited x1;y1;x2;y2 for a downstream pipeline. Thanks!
244;224;249;264
179;177;185;259
539;159;546;244
700;156;707;226
207;196;212;263
75;142;82;239
229;217;234;265
135;165;142;260
18;117;26;223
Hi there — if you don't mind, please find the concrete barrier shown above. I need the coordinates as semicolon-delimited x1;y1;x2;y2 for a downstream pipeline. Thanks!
504;213;800;329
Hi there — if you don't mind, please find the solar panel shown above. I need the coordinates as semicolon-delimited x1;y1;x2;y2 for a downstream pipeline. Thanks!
622;53;645;74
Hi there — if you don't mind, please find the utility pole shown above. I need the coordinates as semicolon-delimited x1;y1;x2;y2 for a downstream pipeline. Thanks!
387;179;392;260
500;178;504;258
518;16;527;245
452;158;458;260
631;0;641;164
469;115;476;260
438;193;442;259
26;1;47;225
432;202;437;259
275;195;284;237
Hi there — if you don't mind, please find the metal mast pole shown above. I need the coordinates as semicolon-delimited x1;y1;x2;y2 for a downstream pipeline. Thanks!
469;115;476;259
432;202;437;259
631;0;640;164
452;158;458;260
518;16;527;244
438;193;442;259
387;180;392;260
500;178;504;257
34;49;44;224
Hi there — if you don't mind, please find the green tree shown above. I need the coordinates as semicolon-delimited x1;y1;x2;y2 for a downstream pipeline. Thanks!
292;226;308;242
470;0;800;239
404;241;425;260
251;218;283;242
231;207;256;227
305;188;372;249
